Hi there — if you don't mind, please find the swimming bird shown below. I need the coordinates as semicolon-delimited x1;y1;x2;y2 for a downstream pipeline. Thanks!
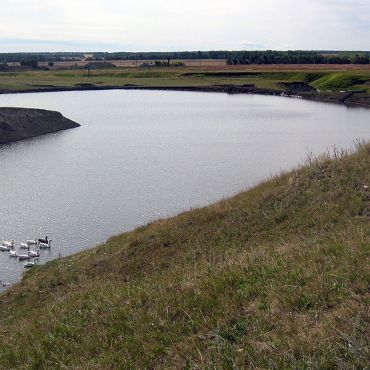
27;239;38;245
39;240;52;249
20;243;30;249
9;250;18;257
18;253;30;261
28;249;40;258
2;240;15;248
0;245;12;252
24;258;39;268
38;236;48;244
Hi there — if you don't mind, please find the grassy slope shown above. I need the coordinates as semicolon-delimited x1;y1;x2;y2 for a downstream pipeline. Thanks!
0;67;369;93
311;73;370;92
0;144;369;369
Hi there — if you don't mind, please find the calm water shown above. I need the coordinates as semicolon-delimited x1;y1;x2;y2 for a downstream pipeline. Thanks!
0;90;369;288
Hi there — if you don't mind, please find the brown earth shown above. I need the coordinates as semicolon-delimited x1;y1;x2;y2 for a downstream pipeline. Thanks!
0;108;80;145
277;81;317;93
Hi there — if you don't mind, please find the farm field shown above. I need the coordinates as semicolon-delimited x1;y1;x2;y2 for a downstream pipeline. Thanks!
33;59;370;71
1;64;370;94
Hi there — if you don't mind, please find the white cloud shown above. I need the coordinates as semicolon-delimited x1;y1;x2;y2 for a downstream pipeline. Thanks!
0;0;368;52
240;42;266;50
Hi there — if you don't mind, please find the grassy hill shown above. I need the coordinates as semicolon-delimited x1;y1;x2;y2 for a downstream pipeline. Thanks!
0;143;369;369
0;66;369;93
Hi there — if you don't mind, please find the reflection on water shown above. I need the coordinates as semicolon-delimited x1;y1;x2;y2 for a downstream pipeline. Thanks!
0;90;369;288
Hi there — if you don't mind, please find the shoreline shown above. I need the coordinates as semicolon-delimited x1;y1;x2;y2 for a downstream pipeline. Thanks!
0;107;80;145
0;84;369;109
1;142;368;368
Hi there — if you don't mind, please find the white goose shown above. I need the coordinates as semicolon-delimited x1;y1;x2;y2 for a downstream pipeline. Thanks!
2;240;15;248
18;253;31;261
24;258;39;268
39;240;52;249
28;249;40;258
9;250;18;257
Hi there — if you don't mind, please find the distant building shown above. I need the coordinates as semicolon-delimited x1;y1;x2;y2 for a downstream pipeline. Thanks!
84;53;94;61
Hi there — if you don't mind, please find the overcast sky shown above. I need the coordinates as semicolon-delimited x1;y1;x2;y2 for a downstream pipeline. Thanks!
0;0;369;52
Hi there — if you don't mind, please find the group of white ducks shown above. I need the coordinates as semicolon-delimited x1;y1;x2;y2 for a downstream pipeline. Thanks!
0;236;52;268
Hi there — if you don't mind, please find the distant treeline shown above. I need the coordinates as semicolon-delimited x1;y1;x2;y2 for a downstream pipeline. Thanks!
95;51;233;60
226;51;370;65
0;52;84;63
92;51;370;64
0;50;369;65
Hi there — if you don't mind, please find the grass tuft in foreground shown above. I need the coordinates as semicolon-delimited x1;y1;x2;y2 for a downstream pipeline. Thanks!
0;143;369;369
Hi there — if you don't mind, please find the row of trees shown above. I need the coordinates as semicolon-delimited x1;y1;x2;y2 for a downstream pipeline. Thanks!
95;51;233;60
86;51;370;64
0;52;84;63
1;51;369;65
226;51;370;65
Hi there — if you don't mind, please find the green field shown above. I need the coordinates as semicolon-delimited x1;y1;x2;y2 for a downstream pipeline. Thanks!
0;143;369;369
1;67;369;93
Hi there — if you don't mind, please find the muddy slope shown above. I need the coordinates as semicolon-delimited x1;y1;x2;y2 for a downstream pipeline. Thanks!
0;107;80;145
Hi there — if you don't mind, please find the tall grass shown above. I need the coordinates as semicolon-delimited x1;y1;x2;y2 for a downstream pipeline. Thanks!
0;143;369;369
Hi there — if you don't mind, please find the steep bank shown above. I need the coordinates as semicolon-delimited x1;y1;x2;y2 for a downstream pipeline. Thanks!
0;107;80;145
0;143;369;369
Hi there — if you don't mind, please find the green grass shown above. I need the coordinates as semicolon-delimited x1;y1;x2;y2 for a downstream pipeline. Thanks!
312;72;369;91
1;67;369;93
0;143;369;369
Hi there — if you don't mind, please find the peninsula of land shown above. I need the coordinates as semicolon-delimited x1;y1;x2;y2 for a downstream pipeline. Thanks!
0;107;80;145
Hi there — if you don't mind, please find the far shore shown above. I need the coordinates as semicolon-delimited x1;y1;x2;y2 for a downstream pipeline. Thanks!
1;64;369;108
0;84;369;109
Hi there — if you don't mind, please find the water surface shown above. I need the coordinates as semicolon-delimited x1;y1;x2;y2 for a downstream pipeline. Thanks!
0;90;369;288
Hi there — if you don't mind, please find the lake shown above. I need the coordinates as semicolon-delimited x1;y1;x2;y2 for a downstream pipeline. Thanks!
0;90;369;288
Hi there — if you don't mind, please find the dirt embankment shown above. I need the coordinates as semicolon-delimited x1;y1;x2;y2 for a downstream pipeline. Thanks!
277;81;317;93
129;85;370;107
0;108;80;145
299;90;370;107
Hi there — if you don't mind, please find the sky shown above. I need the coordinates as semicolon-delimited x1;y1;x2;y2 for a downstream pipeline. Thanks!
0;0;369;52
